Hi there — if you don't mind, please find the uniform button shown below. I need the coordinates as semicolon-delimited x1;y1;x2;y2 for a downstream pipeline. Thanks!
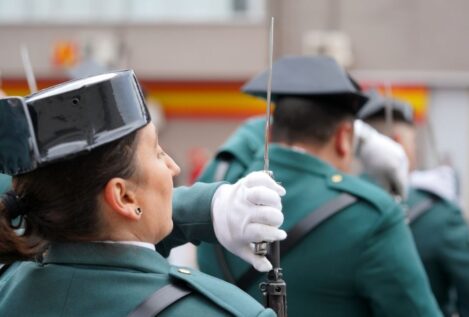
178;268;191;275
331;174;343;183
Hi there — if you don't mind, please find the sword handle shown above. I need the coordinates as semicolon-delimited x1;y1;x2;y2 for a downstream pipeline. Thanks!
254;170;274;256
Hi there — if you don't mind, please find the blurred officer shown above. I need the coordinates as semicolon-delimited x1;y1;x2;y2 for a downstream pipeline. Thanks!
197;56;441;316
359;91;469;317
0;71;286;316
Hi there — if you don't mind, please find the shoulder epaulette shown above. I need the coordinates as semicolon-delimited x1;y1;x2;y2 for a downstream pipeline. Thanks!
324;172;396;213
169;266;267;317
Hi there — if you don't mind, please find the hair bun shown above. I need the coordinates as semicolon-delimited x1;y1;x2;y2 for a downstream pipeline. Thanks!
2;191;27;226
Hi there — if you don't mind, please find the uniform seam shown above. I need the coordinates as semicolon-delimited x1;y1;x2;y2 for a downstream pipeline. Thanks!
354;204;421;316
59;267;77;317
353;203;399;293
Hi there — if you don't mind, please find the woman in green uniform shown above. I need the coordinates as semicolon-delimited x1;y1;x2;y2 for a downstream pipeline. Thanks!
0;71;283;317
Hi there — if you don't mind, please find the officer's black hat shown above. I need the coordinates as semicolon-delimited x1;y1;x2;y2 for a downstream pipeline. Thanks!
241;55;368;114
358;90;414;124
0;70;150;176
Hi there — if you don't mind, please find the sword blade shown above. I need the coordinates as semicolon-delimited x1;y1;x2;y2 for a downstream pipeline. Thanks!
21;44;38;94
263;17;274;172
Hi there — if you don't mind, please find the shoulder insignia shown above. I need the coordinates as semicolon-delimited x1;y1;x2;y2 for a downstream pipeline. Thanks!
169;266;267;317
325;172;396;213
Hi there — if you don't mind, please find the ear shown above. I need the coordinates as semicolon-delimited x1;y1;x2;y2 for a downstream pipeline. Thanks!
392;133;402;144
334;121;354;158
102;178;140;221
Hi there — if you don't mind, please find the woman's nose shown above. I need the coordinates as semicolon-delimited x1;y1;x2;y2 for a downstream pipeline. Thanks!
167;155;181;176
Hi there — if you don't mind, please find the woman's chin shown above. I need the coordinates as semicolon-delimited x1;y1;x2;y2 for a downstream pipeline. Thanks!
162;219;174;238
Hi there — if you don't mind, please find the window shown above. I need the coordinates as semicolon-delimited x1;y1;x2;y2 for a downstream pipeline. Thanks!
0;0;266;24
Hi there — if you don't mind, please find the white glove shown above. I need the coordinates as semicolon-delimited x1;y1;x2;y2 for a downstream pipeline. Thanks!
410;165;459;204
355;120;409;199
211;171;287;272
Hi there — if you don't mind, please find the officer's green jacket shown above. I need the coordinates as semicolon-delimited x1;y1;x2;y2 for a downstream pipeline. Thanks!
408;188;469;317
0;173;11;195
197;117;442;317
0;182;275;317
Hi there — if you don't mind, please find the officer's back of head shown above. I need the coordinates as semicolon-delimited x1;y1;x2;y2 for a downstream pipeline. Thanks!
272;95;356;145
243;55;367;172
358;90;416;170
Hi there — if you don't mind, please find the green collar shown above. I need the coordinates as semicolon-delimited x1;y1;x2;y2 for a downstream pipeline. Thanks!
43;242;170;274
256;144;338;176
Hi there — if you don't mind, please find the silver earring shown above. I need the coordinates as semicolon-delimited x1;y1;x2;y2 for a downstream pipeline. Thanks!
135;207;142;216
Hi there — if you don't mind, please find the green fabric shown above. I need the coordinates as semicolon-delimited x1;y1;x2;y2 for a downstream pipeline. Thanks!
198;116;265;183
0;243;274;317
408;188;469;317
0;173;11;195
197;117;442;317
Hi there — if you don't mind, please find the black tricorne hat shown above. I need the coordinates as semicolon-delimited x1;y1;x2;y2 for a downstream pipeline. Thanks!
358;90;414;124
0;70;150;176
241;55;368;113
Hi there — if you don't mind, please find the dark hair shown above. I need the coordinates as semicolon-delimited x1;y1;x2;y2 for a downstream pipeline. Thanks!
271;95;355;145
0;131;140;263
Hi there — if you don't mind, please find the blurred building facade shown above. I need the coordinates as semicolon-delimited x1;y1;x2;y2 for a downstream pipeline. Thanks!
1;0;469;207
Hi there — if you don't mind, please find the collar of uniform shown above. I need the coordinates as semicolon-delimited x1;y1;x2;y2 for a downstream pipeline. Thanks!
42;242;170;274
259;143;338;176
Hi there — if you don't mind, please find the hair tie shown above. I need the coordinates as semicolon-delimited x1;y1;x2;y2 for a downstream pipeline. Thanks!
2;191;27;229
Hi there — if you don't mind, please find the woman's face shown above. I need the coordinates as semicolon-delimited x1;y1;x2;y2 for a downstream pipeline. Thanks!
133;123;180;243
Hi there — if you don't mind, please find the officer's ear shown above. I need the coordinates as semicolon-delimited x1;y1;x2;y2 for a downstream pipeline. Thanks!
392;133;402;144
102;178;141;221
334;120;354;158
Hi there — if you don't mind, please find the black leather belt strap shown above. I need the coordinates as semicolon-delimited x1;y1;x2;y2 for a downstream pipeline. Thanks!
279;193;357;255
237;193;357;290
127;282;192;317
408;197;436;224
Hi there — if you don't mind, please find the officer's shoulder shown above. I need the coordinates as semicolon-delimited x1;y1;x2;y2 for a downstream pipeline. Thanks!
216;116;265;164
325;172;397;214
409;187;461;213
169;266;274;317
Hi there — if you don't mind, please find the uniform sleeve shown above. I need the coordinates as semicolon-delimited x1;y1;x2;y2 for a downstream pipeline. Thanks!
439;205;469;317
355;204;443;317
156;182;222;256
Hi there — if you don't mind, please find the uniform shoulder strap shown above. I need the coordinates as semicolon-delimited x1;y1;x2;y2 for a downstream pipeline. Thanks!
0;264;11;277
212;157;358;289
407;196;437;224
127;282;192;317
280;193;357;254
237;192;357;290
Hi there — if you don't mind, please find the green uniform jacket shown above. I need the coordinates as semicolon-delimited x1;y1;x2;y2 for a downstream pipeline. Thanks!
408;188;469;317
0;182;275;317
197;117;442;317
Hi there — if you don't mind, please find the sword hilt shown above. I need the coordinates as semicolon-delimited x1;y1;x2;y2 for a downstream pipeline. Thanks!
254;170;274;256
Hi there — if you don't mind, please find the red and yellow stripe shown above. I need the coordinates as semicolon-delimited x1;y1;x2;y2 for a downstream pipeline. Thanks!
2;78;428;121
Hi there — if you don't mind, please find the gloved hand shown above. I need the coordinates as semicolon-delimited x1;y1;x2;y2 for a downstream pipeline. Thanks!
410;165;459;204
355;120;409;199
211;171;286;272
